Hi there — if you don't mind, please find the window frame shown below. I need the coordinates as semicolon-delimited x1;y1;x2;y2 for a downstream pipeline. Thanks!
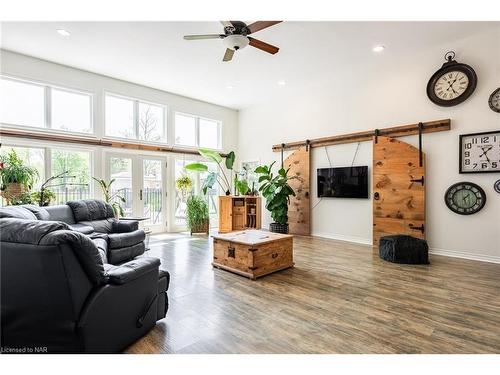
0;74;94;136
104;91;168;144
174;111;222;150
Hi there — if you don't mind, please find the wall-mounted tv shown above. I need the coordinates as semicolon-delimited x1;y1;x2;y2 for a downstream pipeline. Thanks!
317;166;369;198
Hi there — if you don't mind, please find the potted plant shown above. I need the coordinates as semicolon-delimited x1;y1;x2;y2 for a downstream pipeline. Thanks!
31;188;56;206
92;177;126;218
185;148;235;195
0;149;39;204
176;175;193;199
255;161;296;234
186;195;209;235
234;174;250;196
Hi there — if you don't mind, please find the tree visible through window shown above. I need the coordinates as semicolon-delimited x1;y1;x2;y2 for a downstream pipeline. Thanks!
51;150;91;204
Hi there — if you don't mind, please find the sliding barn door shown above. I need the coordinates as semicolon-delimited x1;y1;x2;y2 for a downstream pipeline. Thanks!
373;136;426;247
284;146;311;235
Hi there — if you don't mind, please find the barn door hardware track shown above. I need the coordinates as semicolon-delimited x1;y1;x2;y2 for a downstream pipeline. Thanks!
272;119;451;152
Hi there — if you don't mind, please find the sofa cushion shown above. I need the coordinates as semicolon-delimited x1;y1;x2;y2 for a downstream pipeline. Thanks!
0;218;71;244
108;242;145;265
93;237;108;264
44;205;76;224
67;199;114;222
108;230;145;249
79;218;114;234
0;206;37;220
112;220;139;233
69;223;95;235
22;205;51;220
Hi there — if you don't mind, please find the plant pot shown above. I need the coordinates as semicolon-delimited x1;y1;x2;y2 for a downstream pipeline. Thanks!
270;222;289;234
0;183;26;203
190;218;209;235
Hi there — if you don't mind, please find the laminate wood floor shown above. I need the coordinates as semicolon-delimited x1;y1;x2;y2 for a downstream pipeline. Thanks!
125;233;500;354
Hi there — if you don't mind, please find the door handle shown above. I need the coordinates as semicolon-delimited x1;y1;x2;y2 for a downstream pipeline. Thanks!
410;176;425;186
408;223;425;233
139;189;143;200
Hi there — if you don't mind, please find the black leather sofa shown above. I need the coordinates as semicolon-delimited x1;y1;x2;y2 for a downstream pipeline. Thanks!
0;200;169;353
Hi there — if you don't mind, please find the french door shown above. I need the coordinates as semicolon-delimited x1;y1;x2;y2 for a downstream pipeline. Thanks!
106;152;167;233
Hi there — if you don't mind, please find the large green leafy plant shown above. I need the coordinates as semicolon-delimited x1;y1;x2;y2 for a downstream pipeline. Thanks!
185;148;235;195
92;177;126;217
255;161;296;225
0;149;39;190
186;195;209;233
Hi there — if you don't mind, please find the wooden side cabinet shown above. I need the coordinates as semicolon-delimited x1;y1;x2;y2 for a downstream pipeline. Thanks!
218;196;261;233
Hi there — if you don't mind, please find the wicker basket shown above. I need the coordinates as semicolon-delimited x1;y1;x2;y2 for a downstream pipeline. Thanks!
190;218;209;235
0;183;26;203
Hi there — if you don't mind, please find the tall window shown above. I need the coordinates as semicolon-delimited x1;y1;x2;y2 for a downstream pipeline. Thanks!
0;76;93;134
174;112;221;149
50;149;91;204
0;146;45;188
105;93;166;143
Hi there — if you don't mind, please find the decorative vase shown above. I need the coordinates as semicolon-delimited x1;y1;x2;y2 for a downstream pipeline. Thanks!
225;190;231;196
270;222;289;234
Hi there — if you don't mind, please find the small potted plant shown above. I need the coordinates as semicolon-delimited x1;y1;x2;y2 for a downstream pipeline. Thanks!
186;195;209;235
255;161;296;234
93;177;126;218
176;175;193;198
31;188;56;206
0;149;39;204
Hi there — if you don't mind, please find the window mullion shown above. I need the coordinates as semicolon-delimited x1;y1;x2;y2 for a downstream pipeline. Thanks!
134;100;139;139
195;116;200;147
45;86;51;129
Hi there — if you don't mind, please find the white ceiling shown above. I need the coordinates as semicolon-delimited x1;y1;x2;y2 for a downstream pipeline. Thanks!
0;21;496;109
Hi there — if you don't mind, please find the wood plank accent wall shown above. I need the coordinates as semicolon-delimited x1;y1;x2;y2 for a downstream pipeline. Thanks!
0;128;227;157
272;119;450;152
284;146;311;235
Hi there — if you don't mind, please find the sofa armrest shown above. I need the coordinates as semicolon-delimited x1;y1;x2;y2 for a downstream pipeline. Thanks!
108;230;145;249
105;257;160;285
112;220;139;233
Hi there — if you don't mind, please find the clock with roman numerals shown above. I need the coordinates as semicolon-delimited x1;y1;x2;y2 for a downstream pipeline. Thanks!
427;51;477;107
459;130;500;173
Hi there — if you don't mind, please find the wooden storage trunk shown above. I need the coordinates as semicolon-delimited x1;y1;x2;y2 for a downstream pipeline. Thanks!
212;230;294;279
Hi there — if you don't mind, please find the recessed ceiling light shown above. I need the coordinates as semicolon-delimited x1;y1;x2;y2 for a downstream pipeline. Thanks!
57;29;71;37
372;45;385;53
277;80;286;86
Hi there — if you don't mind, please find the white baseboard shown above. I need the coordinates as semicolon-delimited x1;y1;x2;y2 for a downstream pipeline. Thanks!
429;247;500;264
311;231;372;246
310;232;500;264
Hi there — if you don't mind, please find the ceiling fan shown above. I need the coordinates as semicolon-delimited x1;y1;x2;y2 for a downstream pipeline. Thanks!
183;21;282;62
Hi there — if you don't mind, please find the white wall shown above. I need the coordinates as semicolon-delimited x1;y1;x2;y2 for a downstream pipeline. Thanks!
238;27;500;262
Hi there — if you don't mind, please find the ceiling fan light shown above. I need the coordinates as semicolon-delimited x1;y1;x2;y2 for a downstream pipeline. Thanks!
223;35;249;51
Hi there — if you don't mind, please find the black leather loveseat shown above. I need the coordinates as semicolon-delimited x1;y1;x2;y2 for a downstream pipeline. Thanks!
0;200;169;353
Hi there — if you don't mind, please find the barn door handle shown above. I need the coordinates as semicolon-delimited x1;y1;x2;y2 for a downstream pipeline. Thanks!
373;192;380;200
271;253;278;259
410;176;425;186
409;223;425;233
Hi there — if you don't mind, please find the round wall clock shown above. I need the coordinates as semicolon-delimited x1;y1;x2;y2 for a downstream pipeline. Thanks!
427;51;477;107
488;87;500;113
494;179;500;194
444;182;486;215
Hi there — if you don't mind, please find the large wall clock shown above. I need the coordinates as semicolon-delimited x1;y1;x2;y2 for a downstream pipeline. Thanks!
427;51;477;107
459;130;500;173
489;87;500;113
444;182;486;215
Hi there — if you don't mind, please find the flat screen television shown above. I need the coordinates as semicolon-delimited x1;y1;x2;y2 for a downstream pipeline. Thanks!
317;166;369;198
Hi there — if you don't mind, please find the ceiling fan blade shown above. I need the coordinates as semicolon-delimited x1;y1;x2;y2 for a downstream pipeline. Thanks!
223;48;234;62
248;37;279;54
246;21;282;34
183;34;224;40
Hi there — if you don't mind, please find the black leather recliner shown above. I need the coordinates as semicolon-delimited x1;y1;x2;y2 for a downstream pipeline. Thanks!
0;202;169;353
